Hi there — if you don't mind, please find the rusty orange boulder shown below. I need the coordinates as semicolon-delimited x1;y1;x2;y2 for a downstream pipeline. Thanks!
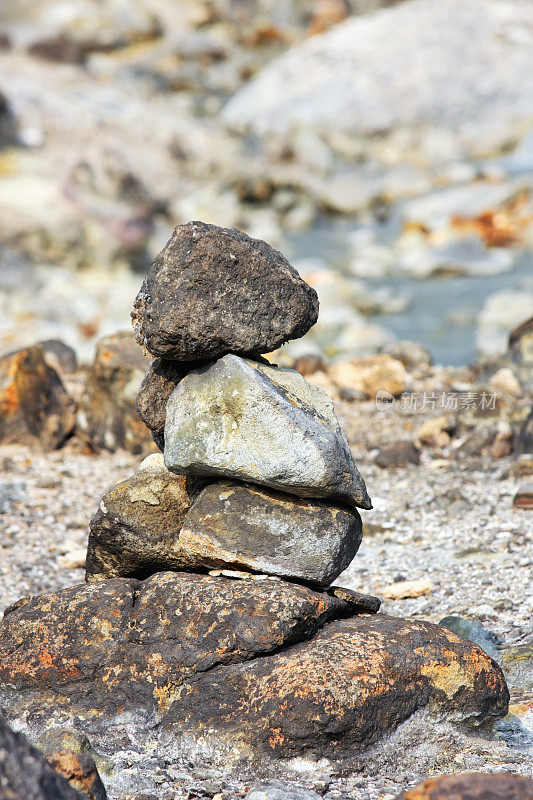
167;613;509;758
396;772;533;800
0;345;76;449
0;574;508;761
76;331;153;454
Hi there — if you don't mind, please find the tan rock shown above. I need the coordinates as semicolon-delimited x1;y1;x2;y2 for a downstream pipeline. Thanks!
489;366;522;396
383;577;434;599
328;354;407;399
415;416;454;448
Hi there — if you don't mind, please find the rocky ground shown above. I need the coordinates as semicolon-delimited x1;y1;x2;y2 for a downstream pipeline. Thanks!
0;380;531;799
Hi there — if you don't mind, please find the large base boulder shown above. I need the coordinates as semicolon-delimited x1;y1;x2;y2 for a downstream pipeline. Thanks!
0;574;508;762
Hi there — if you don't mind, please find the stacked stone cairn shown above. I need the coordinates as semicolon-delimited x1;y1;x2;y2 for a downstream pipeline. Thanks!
0;222;509;766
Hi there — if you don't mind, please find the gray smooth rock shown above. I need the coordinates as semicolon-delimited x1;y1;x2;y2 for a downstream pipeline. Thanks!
131;221;319;360
180;481;363;586
223;0;533;158
164;355;372;509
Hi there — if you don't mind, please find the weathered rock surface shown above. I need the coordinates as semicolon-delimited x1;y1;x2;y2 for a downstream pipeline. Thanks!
0;573;349;717
396;772;533;800
0;578;508;762
135;357;194;451
165;613;509;757
164;354;371;509
180;482;363;586
77;331;153;454
85;465;205;582
0;345;76;449
45;750;107;800
131;221;319;360
223;0;533;160
0;716;87;800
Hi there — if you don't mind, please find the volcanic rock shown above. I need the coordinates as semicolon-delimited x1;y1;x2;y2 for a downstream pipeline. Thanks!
179;481;363;586
395;772;533;800
164;354;371;509
0;716;87;800
85;465;205;582
135;357;193;451
164;613;509;758
0;345;76;449
45;750;107;800
131;221;319;360
0;572;349;717
0;579;507;761
77;331;152;454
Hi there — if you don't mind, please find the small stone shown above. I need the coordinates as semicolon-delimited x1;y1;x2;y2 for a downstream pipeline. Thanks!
58;547;86;571
375;441;420;468
0;716;86;799
395;772;533;800
38;340;78;376
383;577;434;599
45;750;107;800
77;331;153;454
382;340;433;373
131;221;319;360
327;586;381;614
439;616;499;661
164;354;371;509
415;416;454;448
85;471;205;582
135;358;194;450
513;483;533;509
328;355;407;400
246;782;323;800
138;453;167;472
0;345;76;450
489;366;522;396
180;482;363;586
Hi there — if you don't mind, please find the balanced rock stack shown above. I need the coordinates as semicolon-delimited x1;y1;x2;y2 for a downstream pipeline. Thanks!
0;223;509;766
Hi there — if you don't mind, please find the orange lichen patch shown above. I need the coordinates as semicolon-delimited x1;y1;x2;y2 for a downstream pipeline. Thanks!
153;682;176;712
451;189;533;247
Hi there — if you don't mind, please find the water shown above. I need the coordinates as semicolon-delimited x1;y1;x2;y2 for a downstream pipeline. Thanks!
287;220;533;367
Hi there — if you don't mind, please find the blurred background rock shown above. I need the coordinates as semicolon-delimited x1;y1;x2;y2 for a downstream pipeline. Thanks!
1;0;532;365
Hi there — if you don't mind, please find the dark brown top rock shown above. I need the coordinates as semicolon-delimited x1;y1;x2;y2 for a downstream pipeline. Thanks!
131;221;319;360
396;772;533;800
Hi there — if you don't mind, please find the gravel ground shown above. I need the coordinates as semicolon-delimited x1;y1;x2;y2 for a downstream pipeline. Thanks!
0;394;531;799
